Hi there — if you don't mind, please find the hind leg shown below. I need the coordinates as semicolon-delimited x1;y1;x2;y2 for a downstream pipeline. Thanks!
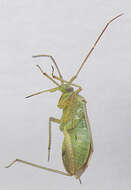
5;159;71;176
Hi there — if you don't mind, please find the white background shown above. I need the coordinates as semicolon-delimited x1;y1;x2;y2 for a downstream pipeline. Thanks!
0;0;131;189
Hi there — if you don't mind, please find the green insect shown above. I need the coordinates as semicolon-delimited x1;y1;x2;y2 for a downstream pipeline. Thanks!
6;14;123;183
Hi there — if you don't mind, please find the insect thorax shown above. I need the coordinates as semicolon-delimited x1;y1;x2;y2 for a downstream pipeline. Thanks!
58;91;87;131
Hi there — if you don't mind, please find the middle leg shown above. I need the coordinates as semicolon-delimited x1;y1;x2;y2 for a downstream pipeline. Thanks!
48;117;61;161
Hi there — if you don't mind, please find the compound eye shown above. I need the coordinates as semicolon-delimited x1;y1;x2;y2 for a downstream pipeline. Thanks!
66;87;74;92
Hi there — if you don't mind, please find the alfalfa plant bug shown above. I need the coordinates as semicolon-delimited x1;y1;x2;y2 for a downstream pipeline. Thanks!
6;14;123;184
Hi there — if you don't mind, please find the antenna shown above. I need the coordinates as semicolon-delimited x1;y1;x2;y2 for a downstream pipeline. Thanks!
69;13;124;83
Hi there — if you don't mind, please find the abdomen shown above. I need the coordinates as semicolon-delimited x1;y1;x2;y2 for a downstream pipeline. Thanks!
62;126;91;176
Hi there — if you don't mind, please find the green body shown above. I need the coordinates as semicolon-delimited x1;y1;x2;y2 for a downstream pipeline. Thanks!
6;14;122;183
58;91;93;178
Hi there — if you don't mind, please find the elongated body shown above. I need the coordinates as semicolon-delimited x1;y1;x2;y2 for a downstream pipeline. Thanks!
58;91;93;178
6;14;123;183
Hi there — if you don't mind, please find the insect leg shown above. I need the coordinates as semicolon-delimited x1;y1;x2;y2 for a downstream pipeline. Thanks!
50;72;82;91
79;178;82;184
25;79;82;99
71;85;82;95
36;65;60;86
5;159;71;176
25;87;59;98
32;54;63;81
48;117;61;161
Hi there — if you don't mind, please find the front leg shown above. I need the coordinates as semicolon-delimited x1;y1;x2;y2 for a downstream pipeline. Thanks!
48;117;61;161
